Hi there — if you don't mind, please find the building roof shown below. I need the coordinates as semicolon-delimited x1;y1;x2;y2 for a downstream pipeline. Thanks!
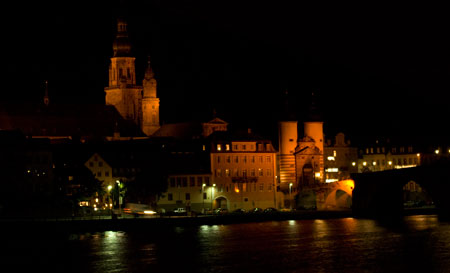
0;102;144;138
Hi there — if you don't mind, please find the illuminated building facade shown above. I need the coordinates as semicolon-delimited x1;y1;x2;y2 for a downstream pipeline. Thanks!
323;133;358;183
104;17;160;136
210;130;281;211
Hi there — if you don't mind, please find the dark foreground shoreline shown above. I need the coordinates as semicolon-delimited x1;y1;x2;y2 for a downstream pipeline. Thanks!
0;208;440;234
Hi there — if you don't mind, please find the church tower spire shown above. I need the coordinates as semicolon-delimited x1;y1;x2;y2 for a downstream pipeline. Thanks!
104;16;143;128
141;56;160;136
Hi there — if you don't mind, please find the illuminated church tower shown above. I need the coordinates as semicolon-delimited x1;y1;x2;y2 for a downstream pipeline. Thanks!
105;17;143;127
141;57;160;135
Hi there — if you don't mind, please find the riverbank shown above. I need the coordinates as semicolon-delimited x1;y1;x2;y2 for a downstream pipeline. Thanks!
0;208;440;233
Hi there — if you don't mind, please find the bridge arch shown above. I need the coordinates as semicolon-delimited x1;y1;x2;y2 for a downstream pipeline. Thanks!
352;162;450;219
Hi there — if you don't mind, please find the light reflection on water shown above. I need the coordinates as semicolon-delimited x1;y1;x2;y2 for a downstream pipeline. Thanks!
2;215;450;273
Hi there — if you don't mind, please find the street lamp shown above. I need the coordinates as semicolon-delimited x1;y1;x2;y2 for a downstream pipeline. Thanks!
116;180;122;216
211;184;216;209
107;185;113;215
289;183;293;210
202;183;206;213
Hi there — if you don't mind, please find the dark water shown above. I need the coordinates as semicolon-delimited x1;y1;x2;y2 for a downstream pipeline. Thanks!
2;215;450;273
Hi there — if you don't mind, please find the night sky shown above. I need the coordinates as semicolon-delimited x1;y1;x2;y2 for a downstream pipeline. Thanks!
4;1;450;143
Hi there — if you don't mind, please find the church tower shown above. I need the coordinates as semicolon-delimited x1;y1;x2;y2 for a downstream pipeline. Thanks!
104;17;143;126
141;57;160;136
277;90;298;191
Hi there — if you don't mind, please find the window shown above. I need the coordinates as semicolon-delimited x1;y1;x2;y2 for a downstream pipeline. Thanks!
243;156;247;164
268;184;273;191
225;144;230;151
251;169;256;176
259;156;263;163
217;156;221;163
233;144;238;150
242;169;247;177
225;169;230;177
266;156;271;163
185;193;190;200
205;177;210;186
190;177;196;187
266;169;271;176
370;148;374;154
258;144;263;151
203;193;207;200
182;177;188;187
197;177;203;186
234;156;239;163
99;161;103;167
97;172;102;177
234;169;239;176
259;183;264;191
217;144;222;151
251;156;255;163
216;169;222;177
243;144;246;150
414;158;418;164
176;177;182;187
366;148;369;154
258;168;263;176
409;158;412;164
105;172;110;177
382;147;385;153
89;162;93;167
408;146;413;153
403;158;407;165
226;156;231;163
170;178;176;187
392;147;397;153
168;193;173;201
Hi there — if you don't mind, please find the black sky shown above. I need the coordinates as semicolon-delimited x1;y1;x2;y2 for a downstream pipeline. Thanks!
3;1;450;143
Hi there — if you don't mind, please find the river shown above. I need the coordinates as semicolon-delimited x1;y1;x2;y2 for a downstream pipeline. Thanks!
2;215;450;273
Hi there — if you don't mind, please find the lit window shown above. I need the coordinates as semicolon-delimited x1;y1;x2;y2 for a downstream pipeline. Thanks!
333;150;337;157
258;168;263;176
225;144;230;151
217;144;222;151
225;169;230;177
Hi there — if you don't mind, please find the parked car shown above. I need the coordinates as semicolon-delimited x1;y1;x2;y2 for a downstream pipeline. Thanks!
174;208;187;214
213;208;228;215
263;207;279;214
231;208;247;214
249;208;263;213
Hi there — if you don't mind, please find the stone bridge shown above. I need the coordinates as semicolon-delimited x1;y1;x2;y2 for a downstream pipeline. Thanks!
351;160;450;219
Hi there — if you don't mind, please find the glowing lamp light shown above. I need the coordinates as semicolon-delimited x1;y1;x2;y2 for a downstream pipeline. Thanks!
235;188;240;193
327;156;335;161
352;162;356;166
373;161;376;166
107;185;112;191
363;162;367;166
417;153;420;157
435;149;440;155
213;184;216;187
388;161;392;165
202;183;206;187
315;172;321;178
